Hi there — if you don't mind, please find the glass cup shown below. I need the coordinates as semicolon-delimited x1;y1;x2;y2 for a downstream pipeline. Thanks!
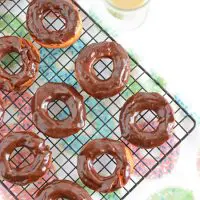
104;0;150;29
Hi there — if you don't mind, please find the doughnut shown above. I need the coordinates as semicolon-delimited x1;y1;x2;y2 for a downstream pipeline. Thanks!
35;180;92;200
75;41;130;99
0;36;40;92
31;82;86;138
26;0;82;48
0;131;52;185
120;92;175;148
77;138;134;193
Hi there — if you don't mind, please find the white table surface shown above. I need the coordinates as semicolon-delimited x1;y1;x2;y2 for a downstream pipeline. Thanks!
78;0;200;199
79;0;200;115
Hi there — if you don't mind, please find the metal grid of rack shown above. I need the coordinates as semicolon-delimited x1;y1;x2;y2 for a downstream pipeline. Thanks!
0;0;196;199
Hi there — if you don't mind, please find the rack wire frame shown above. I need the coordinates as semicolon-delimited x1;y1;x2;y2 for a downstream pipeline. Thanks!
0;0;196;199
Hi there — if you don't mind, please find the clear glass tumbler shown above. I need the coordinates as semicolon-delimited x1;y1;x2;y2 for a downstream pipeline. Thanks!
104;0;150;29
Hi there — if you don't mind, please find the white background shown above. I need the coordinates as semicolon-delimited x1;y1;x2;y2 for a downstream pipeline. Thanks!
78;0;200;199
79;0;200;115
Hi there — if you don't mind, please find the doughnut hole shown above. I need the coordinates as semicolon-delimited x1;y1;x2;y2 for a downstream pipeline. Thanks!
9;147;34;169
93;58;113;80
93;154;117;177
0;52;22;74
48;100;71;121
42;11;65;31
134;110;159;132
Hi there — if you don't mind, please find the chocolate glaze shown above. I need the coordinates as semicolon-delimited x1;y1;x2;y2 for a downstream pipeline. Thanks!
75;41;131;99
36;179;92;200
32;82;86;138
120;92;175;149
77;138;134;193
0;131;52;185
26;0;82;48
0;36;40;92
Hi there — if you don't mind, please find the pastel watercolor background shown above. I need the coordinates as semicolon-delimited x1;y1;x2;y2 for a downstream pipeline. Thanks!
147;188;194;200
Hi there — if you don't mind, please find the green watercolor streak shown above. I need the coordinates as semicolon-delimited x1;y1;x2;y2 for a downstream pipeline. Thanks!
0;13;30;39
128;49;139;64
0;13;31;69
76;180;94;195
150;71;167;88
1;52;20;70
128;48;168;93
88;9;118;37
135;71;167;93
104;192;121;199
148;188;194;200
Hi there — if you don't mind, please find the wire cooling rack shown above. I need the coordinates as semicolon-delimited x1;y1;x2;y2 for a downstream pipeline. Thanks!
0;0;196;199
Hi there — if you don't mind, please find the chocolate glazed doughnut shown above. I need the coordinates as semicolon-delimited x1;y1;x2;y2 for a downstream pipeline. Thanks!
26;0;82;48
35;180;92;200
75;41;130;99
0;36;40;92
32;82;86;138
0;131;52;185
77;138;134;193
120;92;175;148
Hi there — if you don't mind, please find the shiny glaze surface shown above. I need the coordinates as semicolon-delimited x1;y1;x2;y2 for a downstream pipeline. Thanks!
26;0;82;48
0;97;5;124
32;82;86;138
120;92;175;148
75;41;130;99
0;36;40;92
0;131;52;185
36;180;92;200
77;138;134;193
